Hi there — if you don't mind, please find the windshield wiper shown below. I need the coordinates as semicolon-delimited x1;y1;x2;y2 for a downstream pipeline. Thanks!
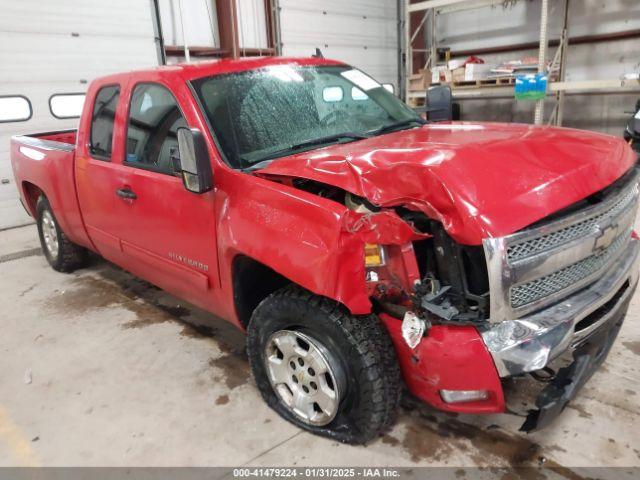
243;132;370;171
369;118;427;136
288;131;370;150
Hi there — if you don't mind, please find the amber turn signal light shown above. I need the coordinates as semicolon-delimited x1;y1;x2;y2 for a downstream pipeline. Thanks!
364;243;385;267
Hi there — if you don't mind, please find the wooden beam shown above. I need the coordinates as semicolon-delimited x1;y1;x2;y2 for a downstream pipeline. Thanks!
165;46;227;57
164;46;275;58
217;0;240;58
264;0;276;50
409;2;428;74
241;47;276;56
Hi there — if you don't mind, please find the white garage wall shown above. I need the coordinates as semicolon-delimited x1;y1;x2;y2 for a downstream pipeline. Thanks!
0;0;160;229
279;0;399;87
157;0;399;83
158;0;219;47
236;0;269;49
158;0;269;60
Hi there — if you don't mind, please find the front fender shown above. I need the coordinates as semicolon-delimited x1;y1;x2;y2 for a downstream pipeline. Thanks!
216;170;424;315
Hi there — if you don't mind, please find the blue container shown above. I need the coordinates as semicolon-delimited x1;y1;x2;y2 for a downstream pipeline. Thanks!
515;73;548;101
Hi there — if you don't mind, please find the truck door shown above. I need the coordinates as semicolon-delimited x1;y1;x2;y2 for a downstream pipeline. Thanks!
109;82;220;311
75;83;128;264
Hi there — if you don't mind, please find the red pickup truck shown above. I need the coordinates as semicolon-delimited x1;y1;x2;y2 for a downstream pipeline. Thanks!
11;57;639;443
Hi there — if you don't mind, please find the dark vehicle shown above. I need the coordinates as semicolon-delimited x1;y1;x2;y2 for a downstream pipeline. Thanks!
624;99;640;153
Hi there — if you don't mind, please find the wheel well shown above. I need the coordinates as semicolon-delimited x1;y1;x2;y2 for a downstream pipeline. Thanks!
232;255;290;328
22;182;43;217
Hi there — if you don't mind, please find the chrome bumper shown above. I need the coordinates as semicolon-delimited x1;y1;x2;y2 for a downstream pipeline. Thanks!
481;236;640;377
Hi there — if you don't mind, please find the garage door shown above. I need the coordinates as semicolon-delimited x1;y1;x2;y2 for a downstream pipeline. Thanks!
279;0;398;87
0;0;160;230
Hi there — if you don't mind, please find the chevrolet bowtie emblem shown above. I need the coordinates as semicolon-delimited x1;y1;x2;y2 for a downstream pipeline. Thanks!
594;224;618;252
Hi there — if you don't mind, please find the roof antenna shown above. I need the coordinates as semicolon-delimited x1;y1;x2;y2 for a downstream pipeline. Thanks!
312;48;324;58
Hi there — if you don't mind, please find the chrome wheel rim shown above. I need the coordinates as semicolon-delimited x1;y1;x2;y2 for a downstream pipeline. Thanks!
265;330;343;426
41;210;59;259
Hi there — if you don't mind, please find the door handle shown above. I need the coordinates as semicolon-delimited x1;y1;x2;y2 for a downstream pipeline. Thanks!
116;187;137;200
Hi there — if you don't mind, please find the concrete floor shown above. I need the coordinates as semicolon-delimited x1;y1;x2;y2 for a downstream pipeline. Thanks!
0;225;639;470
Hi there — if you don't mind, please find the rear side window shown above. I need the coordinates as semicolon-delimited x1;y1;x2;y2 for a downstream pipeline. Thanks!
125;83;187;175
0;96;32;123
90;85;120;160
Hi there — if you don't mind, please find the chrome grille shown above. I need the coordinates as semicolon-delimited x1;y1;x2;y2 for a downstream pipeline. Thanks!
509;228;631;308
507;183;637;263
484;170;640;323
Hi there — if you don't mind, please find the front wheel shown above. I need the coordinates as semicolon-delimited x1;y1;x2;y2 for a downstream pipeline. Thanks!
247;286;401;444
36;196;86;272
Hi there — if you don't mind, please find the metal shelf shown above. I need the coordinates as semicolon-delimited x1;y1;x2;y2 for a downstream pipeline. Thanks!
401;0;640;124
407;78;640;101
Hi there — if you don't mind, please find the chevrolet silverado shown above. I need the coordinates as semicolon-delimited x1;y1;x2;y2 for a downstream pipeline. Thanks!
11;57;639;443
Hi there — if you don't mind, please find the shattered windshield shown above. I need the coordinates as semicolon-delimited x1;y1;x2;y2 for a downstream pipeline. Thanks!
191;65;423;169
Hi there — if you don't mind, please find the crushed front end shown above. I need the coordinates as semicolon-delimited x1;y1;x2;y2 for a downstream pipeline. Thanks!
378;169;640;431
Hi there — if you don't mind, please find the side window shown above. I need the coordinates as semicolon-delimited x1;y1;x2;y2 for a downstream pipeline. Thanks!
322;86;344;103
351;87;368;101
125;83;187;175
349;86;386;117
90;85;120;160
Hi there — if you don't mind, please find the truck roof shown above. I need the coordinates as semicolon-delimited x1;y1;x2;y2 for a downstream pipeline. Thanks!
93;56;346;85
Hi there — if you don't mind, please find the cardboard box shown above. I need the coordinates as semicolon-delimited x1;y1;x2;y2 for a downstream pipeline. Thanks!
452;67;466;83
409;69;431;91
431;66;443;84
448;58;466;70
464;63;492;81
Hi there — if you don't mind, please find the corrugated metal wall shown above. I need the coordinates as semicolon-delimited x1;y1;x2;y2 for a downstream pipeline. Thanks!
0;0;159;229
279;0;398;87
158;0;219;48
436;0;640;134
133;1;400;87
236;0;269;49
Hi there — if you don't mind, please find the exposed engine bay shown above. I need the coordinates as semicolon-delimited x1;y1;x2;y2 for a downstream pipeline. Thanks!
284;176;491;328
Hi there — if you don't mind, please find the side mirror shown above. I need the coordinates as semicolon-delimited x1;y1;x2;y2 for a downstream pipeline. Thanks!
176;127;213;194
425;85;453;122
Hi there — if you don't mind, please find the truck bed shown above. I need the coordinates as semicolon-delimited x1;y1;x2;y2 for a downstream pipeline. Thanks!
14;129;77;151
10;129;92;250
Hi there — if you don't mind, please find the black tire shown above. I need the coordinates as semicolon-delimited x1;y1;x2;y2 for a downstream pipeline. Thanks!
36;196;86;272
247;286;401;444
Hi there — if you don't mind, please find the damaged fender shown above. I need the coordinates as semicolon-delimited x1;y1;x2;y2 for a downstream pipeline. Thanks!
216;170;426;320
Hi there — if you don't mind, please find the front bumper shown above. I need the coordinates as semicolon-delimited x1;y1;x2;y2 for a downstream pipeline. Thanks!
481;236;640;378
379;314;505;414
519;290;631;431
379;236;638;429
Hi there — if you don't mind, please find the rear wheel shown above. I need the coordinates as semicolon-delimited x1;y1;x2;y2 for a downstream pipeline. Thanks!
247;286;401;444
36;196;86;272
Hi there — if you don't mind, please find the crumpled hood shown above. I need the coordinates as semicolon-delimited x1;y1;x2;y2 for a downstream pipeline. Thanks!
257;122;636;245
